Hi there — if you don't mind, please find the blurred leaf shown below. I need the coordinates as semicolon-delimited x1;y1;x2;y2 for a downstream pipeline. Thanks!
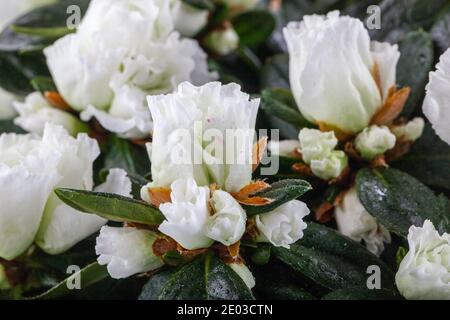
139;254;254;300
431;10;450;53
397;31;434;117
261;88;313;129
233;10;276;48
273;223;395;290
182;0;215;10
261;54;289;89
356;168;450;237
393;123;450;190
55;188;165;225
0;120;26;134
31;76;56;93
242;179;312;216
30;262;108;300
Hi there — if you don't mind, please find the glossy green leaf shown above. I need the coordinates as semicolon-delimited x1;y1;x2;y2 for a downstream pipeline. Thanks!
322;287;402;300
55;188;165;225
139;254;254;300
356;168;450;237
273;222;395;290
242;179;312;216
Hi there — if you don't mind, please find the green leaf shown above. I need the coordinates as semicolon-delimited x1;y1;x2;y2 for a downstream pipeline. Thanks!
233;10;276;48
182;0;215;10
242;179;312;216
0;120;26;134
260;54;289;89
260;88;314;130
322;287;402;300
139;254;254;300
356;168;450;237
392;123;450;190
30;262;108;300
250;243;271;265
55;188;165;226
256;280;315;300
30;76;56;93
273;222;395;291
396;31;434;117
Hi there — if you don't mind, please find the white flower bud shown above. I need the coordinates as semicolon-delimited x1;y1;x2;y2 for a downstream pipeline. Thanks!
423;48;450;146
310;150;348;180
335;188;391;256
206;26;239;56
267;140;300;158
206;190;246;246
283;11;399;133
395;220;450;300
13;92;88;136
391;117;425;142
298;128;338;164
355;125;396;160
255;200;309;249
228;262;255;289
96;226;164;279
158;178;214;250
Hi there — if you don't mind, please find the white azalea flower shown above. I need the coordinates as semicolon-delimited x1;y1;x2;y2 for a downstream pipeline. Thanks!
355;125;396;160
206;190;246;246
96;226;164;279
169;0;208;37
44;0;215;139
267;140;300;158
395;220;450;300
335;188;391;256
391;117;425;142
255;200;309;249
13;92;87;136
283;11;400;134
147;81;259;192
423;48;450;145
298;128;338;164
310;150;348;180
158;178;214;250
205;27;240;56
228;262;256;289
0;124;131;260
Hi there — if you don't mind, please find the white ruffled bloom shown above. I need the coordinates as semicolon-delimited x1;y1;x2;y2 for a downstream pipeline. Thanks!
267;140;300;158
169;0;208;37
205;27;239;55
298;128;337;164
13;92;87;135
0;124;131;260
255;200;309;249
355;125;396;160
284;11;400;134
310;150;348;181
228;262;255;289
44;0;215;139
423;48;450;145
396;220;450;300
335;188;391;256
146;81;259;192
391;117;425;142
158;178;214;250
206;190;246;246
96;226;164;279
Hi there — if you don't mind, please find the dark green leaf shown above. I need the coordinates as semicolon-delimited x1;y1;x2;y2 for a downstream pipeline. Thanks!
392;123;450;190
273;222;395;290
139;254;254;300
55;188;165;226
0;120;26;134
250;243;271;265
322;287;402;300
30;262;108;300
233;10;276;48
256;280;315;300
356;168;450;237
242;179;312;216
182;0;215;10
261;88;313;130
396;31;434;117
31;76;56;93
261;54;289;89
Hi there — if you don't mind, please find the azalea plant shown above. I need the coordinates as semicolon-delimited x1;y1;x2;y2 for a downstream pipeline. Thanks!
0;0;449;301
